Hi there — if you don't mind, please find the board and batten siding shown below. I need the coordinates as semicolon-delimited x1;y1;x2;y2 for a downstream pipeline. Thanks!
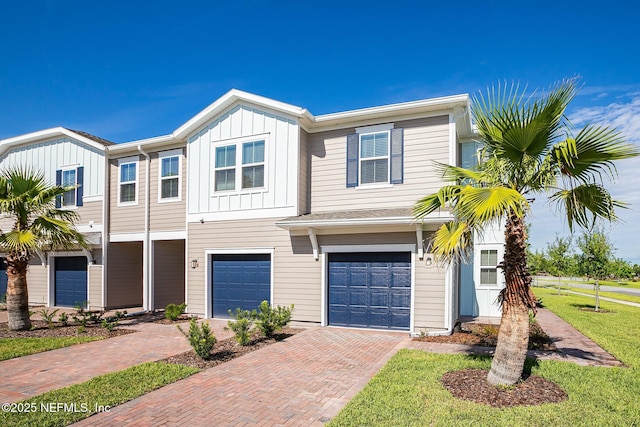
187;218;320;322
187;103;299;217
308;116;450;212
148;148;186;232
109;157;146;234
318;231;447;332
0;137;105;198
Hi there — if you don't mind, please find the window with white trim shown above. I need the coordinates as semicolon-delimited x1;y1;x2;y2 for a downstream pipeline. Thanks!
55;166;84;208
62;169;77;206
159;151;181;201
480;249;498;286
214;138;266;192
346;124;403;188
119;160;137;204
359;131;389;184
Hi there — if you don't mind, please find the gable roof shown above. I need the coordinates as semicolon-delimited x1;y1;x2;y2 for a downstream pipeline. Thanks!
65;129;114;146
0;127;113;157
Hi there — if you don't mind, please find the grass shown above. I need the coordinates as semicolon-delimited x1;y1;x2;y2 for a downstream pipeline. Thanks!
535;276;640;290
560;286;640;305
0;362;199;427
329;285;640;426
0;336;103;361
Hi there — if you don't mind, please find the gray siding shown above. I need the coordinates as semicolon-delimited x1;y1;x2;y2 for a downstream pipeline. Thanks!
187;218;320;322
309;116;450;212
149;148;186;232
106;242;143;308
109;157;146;234
153;239;185;308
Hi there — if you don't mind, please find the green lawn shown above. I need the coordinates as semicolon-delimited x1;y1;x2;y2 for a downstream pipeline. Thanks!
535;276;640;290
0;362;199;427
562;286;640;305
329;286;640;426
0;336;103;361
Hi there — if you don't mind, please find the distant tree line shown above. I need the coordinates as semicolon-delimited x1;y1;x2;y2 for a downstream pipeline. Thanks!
528;227;640;280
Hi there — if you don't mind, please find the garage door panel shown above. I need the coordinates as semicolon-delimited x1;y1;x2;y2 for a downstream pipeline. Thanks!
328;252;410;330
55;257;87;308
212;254;270;318
0;259;6;300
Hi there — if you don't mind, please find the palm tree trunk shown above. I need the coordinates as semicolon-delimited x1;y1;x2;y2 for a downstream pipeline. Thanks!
6;255;31;331
487;212;537;386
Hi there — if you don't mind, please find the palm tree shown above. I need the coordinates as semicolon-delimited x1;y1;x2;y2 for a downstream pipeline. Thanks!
0;167;85;331
413;80;639;386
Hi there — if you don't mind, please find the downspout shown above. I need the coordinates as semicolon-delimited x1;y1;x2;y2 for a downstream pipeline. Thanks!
138;145;151;312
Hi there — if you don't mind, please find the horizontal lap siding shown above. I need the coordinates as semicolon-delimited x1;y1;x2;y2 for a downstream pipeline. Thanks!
149;148;186;232
187;218;319;322
153;240;185;308
89;264;103;310
109;158;145;234
77;201;103;226
27;261;48;306
309;116;450;212
298;129;310;215
106;242;143;308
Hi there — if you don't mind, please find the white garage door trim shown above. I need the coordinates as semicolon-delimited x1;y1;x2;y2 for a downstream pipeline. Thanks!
320;244;416;332
204;247;274;319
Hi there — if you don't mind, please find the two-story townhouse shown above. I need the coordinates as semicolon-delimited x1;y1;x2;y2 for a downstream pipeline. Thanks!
0;89;503;336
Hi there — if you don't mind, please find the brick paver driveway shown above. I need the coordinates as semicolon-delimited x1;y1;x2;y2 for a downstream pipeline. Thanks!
75;328;409;426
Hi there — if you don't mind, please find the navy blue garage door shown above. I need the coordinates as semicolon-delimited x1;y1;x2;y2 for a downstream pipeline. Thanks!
55;257;87;307
212;254;270;318
0;258;7;301
329;252;411;330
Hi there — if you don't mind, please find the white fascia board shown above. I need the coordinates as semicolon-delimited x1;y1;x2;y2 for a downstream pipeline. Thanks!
107;134;180;155
276;213;454;230
173;89;306;140
0;127;108;156
305;94;470;133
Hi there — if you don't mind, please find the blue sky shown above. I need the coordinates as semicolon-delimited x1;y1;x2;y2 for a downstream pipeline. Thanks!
1;0;639;262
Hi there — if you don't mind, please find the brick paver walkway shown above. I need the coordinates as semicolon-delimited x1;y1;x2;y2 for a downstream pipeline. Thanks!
74;328;408;427
0;319;232;403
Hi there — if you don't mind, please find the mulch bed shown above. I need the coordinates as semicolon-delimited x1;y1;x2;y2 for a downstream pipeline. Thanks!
0;320;135;339
413;322;557;351
161;327;303;370
441;369;568;407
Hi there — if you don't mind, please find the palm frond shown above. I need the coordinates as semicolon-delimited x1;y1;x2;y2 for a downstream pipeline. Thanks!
455;186;529;227
413;185;462;218
549;183;624;231
430;221;473;263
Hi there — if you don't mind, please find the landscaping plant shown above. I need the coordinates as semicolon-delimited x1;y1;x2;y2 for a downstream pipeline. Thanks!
165;302;187;321
37;308;59;329
58;312;69;326
178;318;216;359
254;300;294;337
227;308;256;346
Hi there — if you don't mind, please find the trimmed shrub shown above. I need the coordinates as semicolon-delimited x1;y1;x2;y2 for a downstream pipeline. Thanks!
165;303;187;321
37;308;60;329
227;308;255;346
254;300;294;337
178;318;217;359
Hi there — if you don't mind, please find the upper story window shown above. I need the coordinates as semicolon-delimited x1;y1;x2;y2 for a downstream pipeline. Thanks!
55;166;84;208
159;149;182;202
214;136;267;193
480;249;498;286
118;157;138;205
347;124;403;188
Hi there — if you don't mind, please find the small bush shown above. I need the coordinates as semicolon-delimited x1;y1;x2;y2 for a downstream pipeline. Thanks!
101;319;116;331
165;303;187;321
254;300;294;337
38;308;60;329
178;318;217;359
58;312;69;326
227;308;255;346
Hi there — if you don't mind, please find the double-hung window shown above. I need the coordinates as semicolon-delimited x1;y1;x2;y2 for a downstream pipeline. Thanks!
480;249;498;286
346;125;403;187
214;138;266;192
159;150;181;201
55;166;84;208
118;157;138;205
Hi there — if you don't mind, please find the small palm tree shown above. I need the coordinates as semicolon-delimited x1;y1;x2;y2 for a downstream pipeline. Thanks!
0;167;85;331
413;80;639;386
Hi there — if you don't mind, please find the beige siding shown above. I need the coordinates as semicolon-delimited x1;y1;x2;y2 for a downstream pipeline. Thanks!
149;148;186;232
318;231;446;331
298;129;310;215
106;242;143;308
77;200;103;226
187;218;320;322
88;265;103;310
309;116;450;212
109;157;146;234
27;260;48;306
153;239;185;308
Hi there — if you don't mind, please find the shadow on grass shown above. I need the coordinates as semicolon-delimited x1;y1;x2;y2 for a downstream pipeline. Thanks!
458;354;540;379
